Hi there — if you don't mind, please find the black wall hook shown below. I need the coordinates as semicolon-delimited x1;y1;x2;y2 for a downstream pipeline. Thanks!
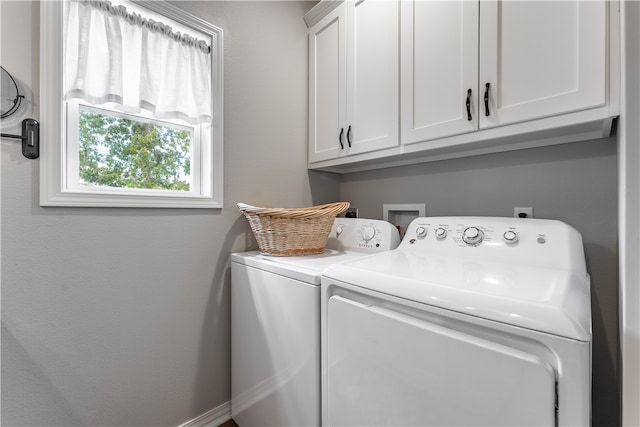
1;118;39;159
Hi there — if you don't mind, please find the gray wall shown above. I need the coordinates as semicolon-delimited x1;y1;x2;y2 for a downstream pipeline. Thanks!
338;137;619;425
1;0;620;426
0;1;336;426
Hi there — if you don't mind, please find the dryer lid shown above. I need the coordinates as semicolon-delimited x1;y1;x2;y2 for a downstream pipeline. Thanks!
323;250;591;342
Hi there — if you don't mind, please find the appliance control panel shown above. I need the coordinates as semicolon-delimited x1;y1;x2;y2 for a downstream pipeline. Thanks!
327;218;401;252
400;216;586;271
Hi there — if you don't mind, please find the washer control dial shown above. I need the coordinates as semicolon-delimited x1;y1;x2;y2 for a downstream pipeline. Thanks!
361;226;376;242
435;227;447;240
462;227;484;245
503;230;518;244
415;226;428;238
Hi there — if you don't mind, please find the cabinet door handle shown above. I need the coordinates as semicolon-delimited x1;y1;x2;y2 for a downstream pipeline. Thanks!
338;128;344;149
347;125;352;148
484;82;490;116
466;89;472;121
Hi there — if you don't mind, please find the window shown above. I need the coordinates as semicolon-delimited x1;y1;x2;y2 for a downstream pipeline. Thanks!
40;0;223;208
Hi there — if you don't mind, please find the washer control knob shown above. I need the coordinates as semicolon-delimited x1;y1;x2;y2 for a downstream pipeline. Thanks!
361;226;376;241
503;230;518;244
336;225;344;236
462;227;484;245
435;227;447;240
415;226;428;238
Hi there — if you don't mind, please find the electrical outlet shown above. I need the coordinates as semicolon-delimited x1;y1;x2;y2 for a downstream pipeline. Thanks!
514;207;533;219
345;207;358;218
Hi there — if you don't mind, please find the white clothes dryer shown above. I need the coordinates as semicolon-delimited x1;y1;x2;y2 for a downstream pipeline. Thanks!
322;217;591;427
231;217;400;427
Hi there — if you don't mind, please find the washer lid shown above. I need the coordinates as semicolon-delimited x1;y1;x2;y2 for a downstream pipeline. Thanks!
232;250;372;285
232;217;401;285
323;250;591;341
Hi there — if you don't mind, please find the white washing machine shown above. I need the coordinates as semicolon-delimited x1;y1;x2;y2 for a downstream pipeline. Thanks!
231;217;400;426
322;216;591;427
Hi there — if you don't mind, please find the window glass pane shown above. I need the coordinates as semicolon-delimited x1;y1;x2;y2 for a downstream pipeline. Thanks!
78;108;193;191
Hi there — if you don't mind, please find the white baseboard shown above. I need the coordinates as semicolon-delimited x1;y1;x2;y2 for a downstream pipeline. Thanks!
178;401;232;427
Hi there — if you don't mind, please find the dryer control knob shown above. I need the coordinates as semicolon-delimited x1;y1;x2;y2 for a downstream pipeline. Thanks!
462;227;484;245
503;230;518;244
416;226;428;238
336;225;344;236
361;226;376;241
435;227;447;240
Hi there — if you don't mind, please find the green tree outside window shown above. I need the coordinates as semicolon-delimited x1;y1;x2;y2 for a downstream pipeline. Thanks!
78;111;191;191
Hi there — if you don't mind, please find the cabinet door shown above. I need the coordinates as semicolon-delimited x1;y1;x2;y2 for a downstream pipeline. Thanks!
401;0;479;145
346;0;400;155
479;0;607;129
309;3;347;163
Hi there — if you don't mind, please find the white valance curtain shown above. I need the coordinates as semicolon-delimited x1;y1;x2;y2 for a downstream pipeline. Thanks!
64;0;212;125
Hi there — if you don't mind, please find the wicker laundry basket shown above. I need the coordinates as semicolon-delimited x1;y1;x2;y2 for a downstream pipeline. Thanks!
237;202;350;256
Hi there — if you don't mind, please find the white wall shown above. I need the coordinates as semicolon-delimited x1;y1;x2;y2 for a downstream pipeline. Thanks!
620;1;640;425
1;1;336;425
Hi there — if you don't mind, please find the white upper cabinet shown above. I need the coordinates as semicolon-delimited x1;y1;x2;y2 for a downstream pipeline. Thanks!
306;0;617;172
479;0;607;129
308;0;400;163
309;3;346;162
402;0;610;146
346;0;400;155
401;1;479;144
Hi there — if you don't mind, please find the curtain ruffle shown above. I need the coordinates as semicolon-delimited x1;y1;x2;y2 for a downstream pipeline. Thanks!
64;0;213;125
75;0;211;53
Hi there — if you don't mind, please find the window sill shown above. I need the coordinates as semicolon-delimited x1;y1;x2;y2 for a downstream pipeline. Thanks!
40;190;223;209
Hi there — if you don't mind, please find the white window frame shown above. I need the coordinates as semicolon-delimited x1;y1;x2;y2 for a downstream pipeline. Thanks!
40;0;224;208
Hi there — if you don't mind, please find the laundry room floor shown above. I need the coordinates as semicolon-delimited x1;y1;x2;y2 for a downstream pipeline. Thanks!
218;419;238;427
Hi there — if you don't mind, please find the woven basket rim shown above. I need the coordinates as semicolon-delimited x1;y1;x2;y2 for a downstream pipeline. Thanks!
237;201;350;219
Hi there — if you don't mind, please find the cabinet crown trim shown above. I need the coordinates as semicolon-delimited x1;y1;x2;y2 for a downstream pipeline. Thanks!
304;0;343;28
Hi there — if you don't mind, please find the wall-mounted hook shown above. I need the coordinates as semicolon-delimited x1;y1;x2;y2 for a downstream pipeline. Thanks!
1;118;39;159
